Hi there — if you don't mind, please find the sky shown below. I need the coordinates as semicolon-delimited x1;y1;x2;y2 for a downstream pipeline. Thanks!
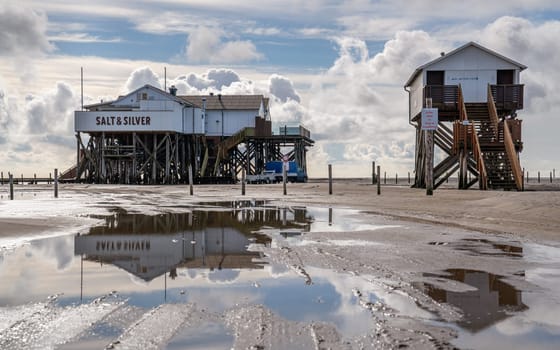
1;1;560;178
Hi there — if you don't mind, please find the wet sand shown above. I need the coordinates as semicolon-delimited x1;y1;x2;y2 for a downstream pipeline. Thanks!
1;181;560;349
1;181;559;242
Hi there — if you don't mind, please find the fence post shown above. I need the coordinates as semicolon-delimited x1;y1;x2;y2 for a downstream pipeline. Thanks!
54;168;58;198
9;174;14;200
283;166;287;196
241;169;246;196
377;166;381;195
328;164;332;195
188;165;194;195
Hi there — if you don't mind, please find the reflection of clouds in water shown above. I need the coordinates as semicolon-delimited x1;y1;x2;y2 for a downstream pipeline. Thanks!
306;267;433;336
305;207;399;233
186;269;198;279
207;269;240;283
267;263;290;278
497;291;560;333
128;274;151;286
30;235;74;270
494;316;536;336
524;243;560;264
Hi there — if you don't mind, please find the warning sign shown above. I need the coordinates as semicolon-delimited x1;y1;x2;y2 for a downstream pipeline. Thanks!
421;108;438;130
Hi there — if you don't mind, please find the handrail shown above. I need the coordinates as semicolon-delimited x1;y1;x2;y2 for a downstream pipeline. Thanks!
486;85;501;139
488;85;523;190
458;85;488;190
213;127;255;175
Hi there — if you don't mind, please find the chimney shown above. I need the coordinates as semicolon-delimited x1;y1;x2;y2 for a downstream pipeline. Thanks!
169;85;177;96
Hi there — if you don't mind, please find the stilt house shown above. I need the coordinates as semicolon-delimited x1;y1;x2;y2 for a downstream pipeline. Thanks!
71;85;313;184
405;42;526;190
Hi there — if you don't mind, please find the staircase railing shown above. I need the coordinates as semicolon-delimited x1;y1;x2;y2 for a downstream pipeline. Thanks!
459;85;488;190
213;127;255;175
488;85;523;190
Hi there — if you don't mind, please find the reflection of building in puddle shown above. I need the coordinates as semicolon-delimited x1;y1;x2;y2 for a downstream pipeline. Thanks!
76;207;313;281
428;239;523;258
75;230;264;282
416;269;527;332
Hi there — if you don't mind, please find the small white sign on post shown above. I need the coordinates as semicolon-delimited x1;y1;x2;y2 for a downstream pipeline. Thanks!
282;155;289;171
421;108;439;130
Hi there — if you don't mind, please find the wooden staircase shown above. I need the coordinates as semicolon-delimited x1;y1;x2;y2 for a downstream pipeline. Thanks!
464;103;517;190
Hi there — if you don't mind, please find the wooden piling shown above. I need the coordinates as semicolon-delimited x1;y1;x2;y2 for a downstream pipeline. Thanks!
384;171;386;184
538;171;540;183
408;172;410;184
188;165;194;195
551;171;553;184
328;164;332;195
54;168;58;198
372;161;376;185
241;169;246;196
522;168;525;192
1;171;3;185
9;174;14;200
377;165;381;195
49;172;52;185
395;173;398;185
34;173;37;185
425;130;434;196
21;174;24;185
283;166;287;196
328;207;333;226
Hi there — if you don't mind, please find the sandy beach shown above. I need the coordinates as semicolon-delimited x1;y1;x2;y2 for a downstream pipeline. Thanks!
1;181;560;349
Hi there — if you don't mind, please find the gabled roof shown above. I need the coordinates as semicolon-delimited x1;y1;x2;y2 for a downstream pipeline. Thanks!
84;84;193;109
180;94;264;110
404;41;527;87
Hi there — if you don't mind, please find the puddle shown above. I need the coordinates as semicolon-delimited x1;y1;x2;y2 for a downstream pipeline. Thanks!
416;268;560;349
416;269;527;332
428;238;523;257
0;204;380;347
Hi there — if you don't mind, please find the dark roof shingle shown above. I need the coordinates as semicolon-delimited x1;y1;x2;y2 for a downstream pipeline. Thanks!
180;95;264;110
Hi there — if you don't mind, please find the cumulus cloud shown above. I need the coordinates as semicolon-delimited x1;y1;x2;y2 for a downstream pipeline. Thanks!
0;4;53;57
123;66;162;92
25;82;76;135
186;26;263;64
479;16;560;114
0;88;16;145
175;68;241;92
269;74;300;103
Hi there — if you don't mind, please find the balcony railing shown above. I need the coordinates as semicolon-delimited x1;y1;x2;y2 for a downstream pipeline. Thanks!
423;85;459;108
490;84;524;110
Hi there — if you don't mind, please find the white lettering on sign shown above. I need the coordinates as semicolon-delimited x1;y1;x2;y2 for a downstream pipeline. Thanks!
95;116;151;126
96;239;151;251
